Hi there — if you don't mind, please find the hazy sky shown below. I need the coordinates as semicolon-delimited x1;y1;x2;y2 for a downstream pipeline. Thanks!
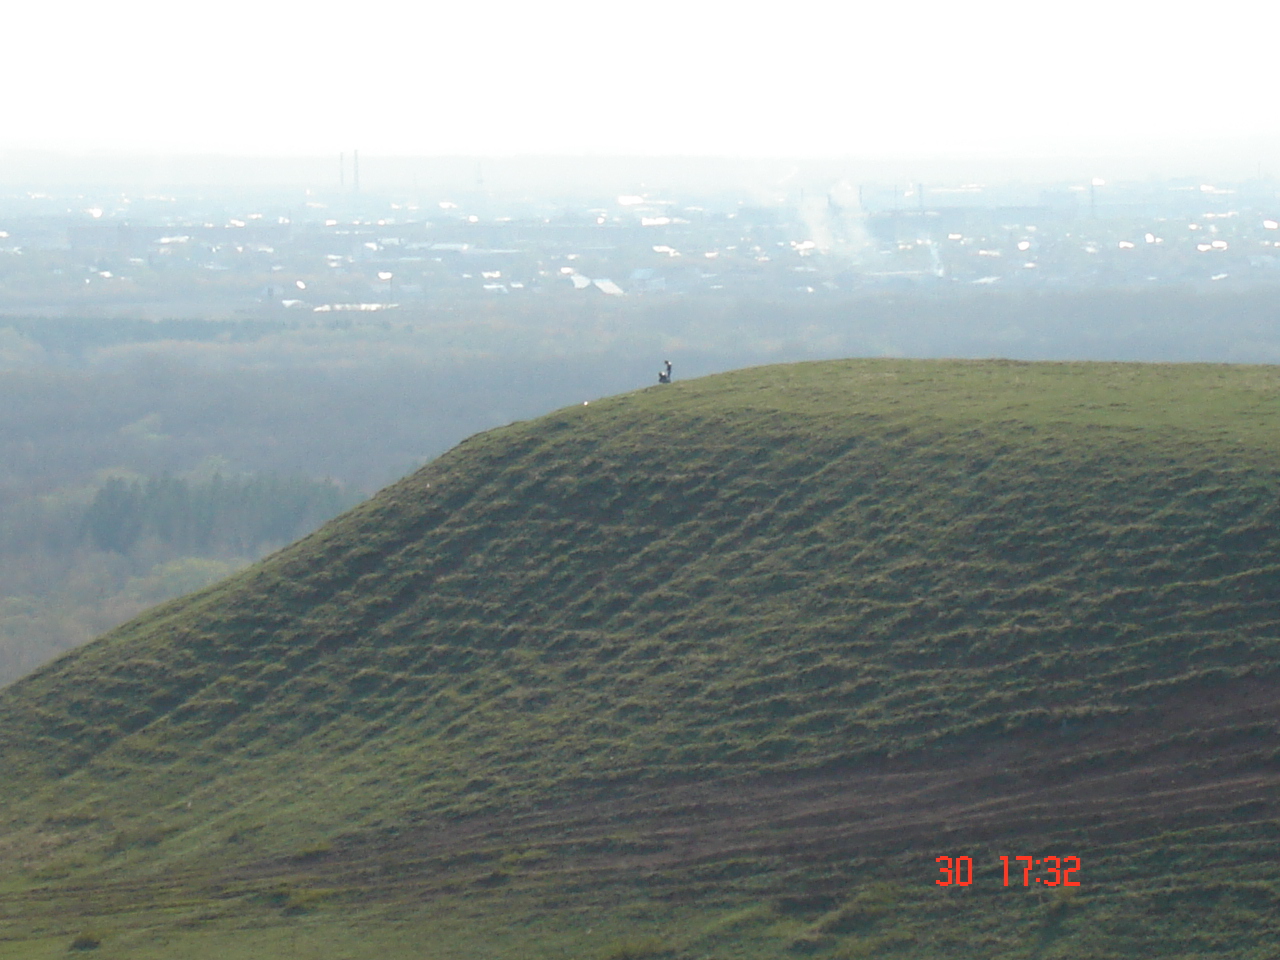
5;0;1277;160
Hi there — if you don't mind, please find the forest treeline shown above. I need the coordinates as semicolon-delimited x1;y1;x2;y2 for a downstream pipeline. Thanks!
0;472;360;688
81;474;355;555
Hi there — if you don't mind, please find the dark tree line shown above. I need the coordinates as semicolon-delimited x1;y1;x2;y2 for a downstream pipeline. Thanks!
81;475;360;555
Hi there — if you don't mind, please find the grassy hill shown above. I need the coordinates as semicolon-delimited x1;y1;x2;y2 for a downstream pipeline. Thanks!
1;358;1279;960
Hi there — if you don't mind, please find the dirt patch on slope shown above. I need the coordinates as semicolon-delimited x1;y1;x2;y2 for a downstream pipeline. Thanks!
260;676;1280;902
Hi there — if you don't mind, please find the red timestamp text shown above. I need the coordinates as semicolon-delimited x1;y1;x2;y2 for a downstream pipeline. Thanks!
935;856;1081;887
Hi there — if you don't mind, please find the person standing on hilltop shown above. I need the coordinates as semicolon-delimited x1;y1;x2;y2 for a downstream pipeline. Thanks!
658;360;673;384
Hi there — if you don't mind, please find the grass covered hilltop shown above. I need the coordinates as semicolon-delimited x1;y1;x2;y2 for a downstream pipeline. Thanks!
2;358;1280;960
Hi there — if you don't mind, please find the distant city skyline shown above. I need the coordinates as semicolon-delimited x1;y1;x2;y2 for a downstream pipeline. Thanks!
6;0;1278;164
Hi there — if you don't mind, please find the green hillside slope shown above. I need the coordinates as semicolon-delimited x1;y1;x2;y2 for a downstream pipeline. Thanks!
2;359;1279;960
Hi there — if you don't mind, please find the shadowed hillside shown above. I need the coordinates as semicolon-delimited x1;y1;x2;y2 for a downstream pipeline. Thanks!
1;359;1279;959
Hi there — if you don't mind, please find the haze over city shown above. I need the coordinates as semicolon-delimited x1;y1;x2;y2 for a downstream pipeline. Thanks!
6;0;1279;166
